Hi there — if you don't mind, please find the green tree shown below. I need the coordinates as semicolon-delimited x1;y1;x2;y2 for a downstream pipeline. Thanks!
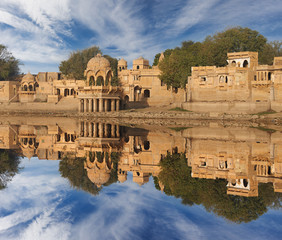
0;149;21;190
157;27;274;88
59;152;120;195
0;44;20;81
104;55;119;86
59;46;101;79
152;48;174;66
156;152;282;223
260;41;282;65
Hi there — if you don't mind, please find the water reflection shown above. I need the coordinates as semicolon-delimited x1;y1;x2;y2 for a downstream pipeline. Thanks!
0;117;282;225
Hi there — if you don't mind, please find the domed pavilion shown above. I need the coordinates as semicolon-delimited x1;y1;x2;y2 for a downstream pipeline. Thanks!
78;53;122;113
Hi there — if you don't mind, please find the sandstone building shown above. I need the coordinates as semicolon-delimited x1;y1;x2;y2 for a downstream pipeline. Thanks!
0;51;281;113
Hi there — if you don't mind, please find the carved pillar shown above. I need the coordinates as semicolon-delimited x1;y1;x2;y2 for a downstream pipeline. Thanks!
116;124;120;137
79;100;82;113
91;99;94;112
99;123;104;138
105;99;108;112
94;122;98;137
111;124;115;138
116;99;120;112
111;99;115;112
99;99;104;112
84;99;88;113
94;99;98;112
105;124;109;138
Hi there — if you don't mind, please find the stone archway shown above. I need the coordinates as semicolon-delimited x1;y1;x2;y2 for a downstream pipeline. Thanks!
96;76;104;86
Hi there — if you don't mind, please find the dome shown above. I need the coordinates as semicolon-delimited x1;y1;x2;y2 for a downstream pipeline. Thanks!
87;169;111;187
86;53;111;70
118;58;127;65
22;72;35;82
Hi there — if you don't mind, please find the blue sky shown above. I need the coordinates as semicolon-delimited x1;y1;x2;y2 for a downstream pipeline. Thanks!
0;0;282;73
0;157;282;240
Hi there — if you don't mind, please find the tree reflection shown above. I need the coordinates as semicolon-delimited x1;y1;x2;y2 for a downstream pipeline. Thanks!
59;152;120;195
156;152;282;223
0;149;21;190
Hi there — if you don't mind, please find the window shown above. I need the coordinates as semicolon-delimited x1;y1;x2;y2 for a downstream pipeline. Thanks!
137;65;139;70
144;90;150;98
243;60;248;68
144;141;150;150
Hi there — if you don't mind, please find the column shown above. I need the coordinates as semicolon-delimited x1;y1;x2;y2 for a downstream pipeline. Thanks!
84;99;88;113
85;122;89;137
79;100;82;113
111;124;115;138
115;125;120;137
91;99;94;112
94;99;98;112
116;100;120;112
99;99;104;112
99;123;104;138
105;99;108;112
111;99;115;112
105;124;109;138
94;122;98;137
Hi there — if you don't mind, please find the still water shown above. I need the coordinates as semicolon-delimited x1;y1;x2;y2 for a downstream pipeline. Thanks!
0;117;281;240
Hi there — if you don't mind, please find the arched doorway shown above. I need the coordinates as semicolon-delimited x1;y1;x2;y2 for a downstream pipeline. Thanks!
89;76;95;86
96;76;104;86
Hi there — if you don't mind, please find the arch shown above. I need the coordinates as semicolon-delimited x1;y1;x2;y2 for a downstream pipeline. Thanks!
231;60;236;67
134;86;142;101
124;95;129;104
28;85;33;91
144;89;150;98
71;89;74;95
243;60;248;68
89;76;95;86
23;85;28;91
96;76;104;86
137;65;140;70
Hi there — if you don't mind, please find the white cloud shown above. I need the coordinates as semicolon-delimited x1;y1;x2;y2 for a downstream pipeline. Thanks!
0;0;282;73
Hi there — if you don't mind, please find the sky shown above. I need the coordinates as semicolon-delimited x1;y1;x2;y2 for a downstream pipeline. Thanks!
0;157;281;240
0;0;282;73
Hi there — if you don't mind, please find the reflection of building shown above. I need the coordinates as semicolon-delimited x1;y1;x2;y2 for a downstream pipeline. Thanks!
0;117;282;196
185;127;282;197
118;128;185;185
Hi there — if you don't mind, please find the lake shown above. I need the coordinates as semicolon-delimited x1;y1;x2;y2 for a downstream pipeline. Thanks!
0;116;281;240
